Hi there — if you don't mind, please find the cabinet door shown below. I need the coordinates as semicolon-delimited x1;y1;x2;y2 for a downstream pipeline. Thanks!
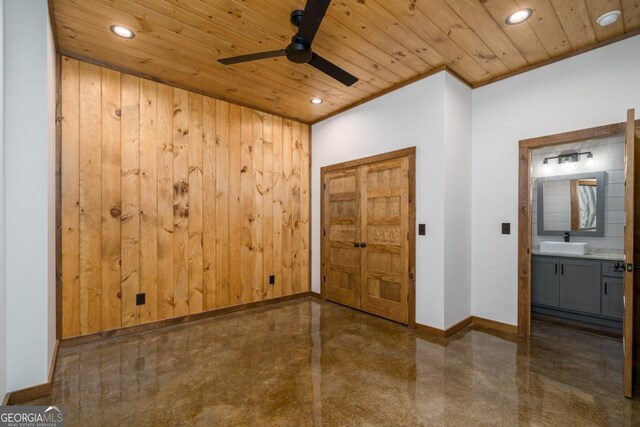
602;277;624;320
531;256;560;307
559;259;601;315
322;169;361;309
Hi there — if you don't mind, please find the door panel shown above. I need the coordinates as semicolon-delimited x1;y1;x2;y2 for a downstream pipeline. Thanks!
322;169;361;308
360;159;409;324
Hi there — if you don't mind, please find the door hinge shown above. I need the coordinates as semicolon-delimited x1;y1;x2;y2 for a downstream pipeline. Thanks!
323;183;326;190
323;228;326;236
323;275;326;282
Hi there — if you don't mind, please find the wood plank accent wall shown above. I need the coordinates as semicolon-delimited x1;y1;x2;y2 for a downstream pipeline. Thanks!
61;56;311;338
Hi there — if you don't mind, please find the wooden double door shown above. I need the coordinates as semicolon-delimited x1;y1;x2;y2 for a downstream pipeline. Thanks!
321;149;415;324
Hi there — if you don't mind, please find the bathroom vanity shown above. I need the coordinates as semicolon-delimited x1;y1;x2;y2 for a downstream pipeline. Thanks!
531;252;624;329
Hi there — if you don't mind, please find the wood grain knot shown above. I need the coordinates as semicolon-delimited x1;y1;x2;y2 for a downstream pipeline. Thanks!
173;204;189;218
116;291;122;299
173;179;189;195
115;108;121;117
110;207;121;218
241;166;248;173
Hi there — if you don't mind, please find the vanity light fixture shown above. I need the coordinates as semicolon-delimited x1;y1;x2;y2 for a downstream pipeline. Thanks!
596;10;621;27
310;97;323;105
543;151;593;165
585;152;594;167
110;25;135;39
505;9;533;25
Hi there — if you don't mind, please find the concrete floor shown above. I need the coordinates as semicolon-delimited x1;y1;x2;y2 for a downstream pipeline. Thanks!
24;298;640;426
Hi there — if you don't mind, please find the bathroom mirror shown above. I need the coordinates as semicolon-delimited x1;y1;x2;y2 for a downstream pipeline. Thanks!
536;171;605;237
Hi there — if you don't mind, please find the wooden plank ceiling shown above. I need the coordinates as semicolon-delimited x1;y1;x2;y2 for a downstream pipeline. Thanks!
51;0;640;123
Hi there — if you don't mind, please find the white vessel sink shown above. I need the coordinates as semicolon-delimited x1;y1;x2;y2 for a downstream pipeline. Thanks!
539;241;588;255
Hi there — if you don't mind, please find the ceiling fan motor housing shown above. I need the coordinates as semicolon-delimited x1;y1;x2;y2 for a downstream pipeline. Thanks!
290;9;304;27
286;36;312;63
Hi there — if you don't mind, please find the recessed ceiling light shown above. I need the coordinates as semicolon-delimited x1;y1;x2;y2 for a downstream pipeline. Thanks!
310;97;323;105
596;10;621;27
505;9;533;25
110;25;135;39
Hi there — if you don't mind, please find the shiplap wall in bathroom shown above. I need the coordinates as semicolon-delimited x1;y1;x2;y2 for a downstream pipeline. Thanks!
540;180;572;231
531;135;625;252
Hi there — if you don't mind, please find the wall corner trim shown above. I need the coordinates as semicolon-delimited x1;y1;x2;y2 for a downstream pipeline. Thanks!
471;316;518;335
414;316;517;338
3;340;59;406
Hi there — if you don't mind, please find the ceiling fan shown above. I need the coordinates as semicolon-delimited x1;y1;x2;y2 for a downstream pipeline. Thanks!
217;0;359;87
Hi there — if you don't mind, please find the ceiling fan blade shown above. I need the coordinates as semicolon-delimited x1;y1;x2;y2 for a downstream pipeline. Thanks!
308;53;358;87
296;0;331;44
218;49;286;65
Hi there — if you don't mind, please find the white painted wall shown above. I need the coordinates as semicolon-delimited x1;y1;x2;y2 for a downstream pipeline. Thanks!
471;35;640;326
313;73;445;328
46;6;56;368
312;72;472;329
4;0;56;392
443;75;472;328
0;0;5;402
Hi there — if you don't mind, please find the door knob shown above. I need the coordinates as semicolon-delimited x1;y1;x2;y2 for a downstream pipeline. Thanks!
353;242;360;247
360;242;367;248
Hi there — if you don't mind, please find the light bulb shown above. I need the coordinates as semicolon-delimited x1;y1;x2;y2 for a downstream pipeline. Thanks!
110;25;135;39
506;9;533;25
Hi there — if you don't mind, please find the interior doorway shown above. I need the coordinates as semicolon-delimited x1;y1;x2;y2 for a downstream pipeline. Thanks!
518;111;640;397
320;148;416;327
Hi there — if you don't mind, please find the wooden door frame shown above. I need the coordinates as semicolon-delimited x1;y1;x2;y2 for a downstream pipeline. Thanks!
518;120;640;338
320;147;417;328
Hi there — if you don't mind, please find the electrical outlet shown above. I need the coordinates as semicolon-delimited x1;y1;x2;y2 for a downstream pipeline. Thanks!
269;275;275;285
136;293;146;306
502;223;511;235
418;224;426;235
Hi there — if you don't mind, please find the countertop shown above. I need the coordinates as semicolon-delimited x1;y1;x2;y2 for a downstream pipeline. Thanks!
531;248;624;261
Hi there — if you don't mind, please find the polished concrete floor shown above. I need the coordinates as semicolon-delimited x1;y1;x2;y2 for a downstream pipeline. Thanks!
25;298;640;426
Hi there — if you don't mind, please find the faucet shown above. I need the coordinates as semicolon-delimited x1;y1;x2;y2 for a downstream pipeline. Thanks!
564;232;570;242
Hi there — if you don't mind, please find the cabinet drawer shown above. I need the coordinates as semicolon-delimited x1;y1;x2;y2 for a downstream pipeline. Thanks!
602;261;625;278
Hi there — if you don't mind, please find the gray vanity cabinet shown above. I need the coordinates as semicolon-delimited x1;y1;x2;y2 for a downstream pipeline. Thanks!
531;255;623;328
602;277;624;319
601;261;624;320
558;259;601;315
531;256;560;307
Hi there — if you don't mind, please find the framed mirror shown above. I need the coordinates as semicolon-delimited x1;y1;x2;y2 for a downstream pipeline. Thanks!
536;171;605;237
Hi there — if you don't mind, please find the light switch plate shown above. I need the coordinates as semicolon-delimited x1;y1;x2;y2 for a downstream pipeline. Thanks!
502;223;510;235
